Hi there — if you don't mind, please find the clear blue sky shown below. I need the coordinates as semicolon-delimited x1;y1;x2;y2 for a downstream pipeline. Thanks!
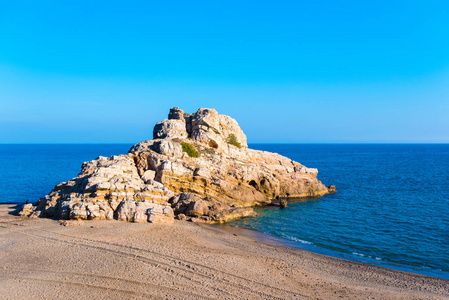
1;0;448;143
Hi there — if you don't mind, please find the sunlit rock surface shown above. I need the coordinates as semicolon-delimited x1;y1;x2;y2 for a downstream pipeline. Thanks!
21;107;335;223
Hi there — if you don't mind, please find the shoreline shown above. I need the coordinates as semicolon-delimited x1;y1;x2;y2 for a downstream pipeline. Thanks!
211;222;449;281
6;201;449;281
1;204;448;299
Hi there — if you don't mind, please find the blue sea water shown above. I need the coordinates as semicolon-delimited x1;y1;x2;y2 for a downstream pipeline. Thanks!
0;144;132;205
0;144;448;279
231;144;449;279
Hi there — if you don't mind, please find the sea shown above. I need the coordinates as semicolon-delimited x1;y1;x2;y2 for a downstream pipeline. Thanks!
1;143;448;279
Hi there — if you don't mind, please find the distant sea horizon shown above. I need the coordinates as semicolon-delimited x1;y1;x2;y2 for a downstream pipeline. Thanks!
1;143;448;280
1;142;448;145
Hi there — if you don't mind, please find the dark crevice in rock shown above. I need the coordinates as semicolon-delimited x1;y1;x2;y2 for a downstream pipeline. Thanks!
248;180;259;189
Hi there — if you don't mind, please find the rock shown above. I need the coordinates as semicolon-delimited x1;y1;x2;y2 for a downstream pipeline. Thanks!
151;140;183;158
116;201;174;224
169;192;258;223
218;114;247;148
153;119;188;140
18;203;35;216
133;211;147;223
60;220;84;227
147;205;174;225
153;107;248;150
279;198;288;208
190;108;247;149
131;136;330;210
213;207;258;223
328;185;337;193
29;210;42;218
19;155;173;223
168;107;185;120
177;213;186;221
19;107;334;224
142;170;156;183
170;193;203;215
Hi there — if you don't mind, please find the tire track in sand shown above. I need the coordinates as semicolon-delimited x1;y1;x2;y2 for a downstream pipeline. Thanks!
0;267;213;300
41;227;309;299
11;227;308;299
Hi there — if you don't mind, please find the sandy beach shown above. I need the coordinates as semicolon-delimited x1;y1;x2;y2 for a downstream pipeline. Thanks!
0;204;447;299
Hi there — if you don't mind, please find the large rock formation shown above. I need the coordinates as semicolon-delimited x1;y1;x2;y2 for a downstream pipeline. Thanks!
20;107;335;224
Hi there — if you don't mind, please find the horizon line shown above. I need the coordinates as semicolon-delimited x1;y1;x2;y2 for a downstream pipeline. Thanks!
1;142;448;145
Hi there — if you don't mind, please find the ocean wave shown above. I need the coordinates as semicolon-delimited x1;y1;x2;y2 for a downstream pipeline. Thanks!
352;252;382;261
281;234;313;245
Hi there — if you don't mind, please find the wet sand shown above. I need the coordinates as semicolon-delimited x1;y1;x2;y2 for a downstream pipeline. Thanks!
0;204;448;299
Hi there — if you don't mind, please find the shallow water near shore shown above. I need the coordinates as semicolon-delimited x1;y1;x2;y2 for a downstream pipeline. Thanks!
0;143;448;279
212;221;449;280
230;144;449;280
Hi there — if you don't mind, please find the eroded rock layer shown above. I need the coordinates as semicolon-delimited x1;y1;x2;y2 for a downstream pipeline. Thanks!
20;107;335;223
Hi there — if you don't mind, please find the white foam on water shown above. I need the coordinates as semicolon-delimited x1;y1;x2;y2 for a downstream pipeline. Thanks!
352;252;383;261
281;234;313;245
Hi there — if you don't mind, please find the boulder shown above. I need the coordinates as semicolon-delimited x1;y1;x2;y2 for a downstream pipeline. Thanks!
279;198;288;208
19;203;35;216
153;119;188;140
169;192;258;223
189;108;247;149
116;201;174;224
177;213;187;221
168;107;185;120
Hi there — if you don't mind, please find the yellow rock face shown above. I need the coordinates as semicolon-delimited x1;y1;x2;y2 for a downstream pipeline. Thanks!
20;107;334;224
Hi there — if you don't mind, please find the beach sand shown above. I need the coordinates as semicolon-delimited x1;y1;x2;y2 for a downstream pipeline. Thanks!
0;204;447;299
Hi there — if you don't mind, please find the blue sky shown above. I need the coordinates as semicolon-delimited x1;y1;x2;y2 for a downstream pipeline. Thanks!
1;0;448;143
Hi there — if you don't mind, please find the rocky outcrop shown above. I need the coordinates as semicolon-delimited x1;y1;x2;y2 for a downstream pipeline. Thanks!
153;107;248;149
20;107;335;224
169;192;257;223
21;155;174;224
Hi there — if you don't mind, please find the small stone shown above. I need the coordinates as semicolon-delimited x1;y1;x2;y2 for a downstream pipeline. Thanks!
177;213;186;221
279;198;288;208
60;220;84;227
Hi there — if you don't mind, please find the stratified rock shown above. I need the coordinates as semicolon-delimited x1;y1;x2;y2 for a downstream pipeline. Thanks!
20;107;334;224
168;192;254;223
116;201;174;224
130;137;329;209
21;155;174;224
